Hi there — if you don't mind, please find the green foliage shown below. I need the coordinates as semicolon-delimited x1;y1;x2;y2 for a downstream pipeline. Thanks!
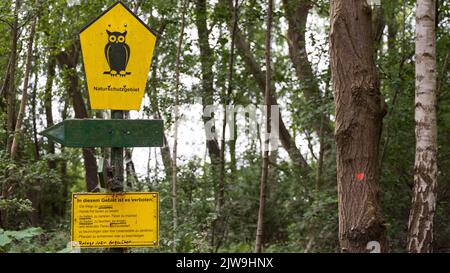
0;227;44;252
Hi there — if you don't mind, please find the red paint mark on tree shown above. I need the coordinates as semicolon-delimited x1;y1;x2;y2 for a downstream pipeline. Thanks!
356;173;365;181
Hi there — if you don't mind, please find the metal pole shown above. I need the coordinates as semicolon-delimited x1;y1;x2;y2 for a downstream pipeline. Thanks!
110;110;124;253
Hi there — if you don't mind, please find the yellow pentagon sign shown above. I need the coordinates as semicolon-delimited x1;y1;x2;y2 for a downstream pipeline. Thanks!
79;2;157;110
71;192;159;248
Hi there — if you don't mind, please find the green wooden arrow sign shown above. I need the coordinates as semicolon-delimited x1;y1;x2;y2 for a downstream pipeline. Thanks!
41;119;164;148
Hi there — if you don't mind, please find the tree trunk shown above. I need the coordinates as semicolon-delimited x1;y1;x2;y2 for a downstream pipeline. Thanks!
213;0;240;253
219;0;310;173
57;44;99;192
330;0;388;253
282;0;333;139
29;70;41;225
60;94;70;217
194;0;224;251
31;72;40;161
255;0;273;254
172;0;187;252
219;0;238;217
194;0;222;195
316;82;330;192
1;53;11;108
6;0;21;154
372;5;386;57
148;22;173;179
11;0;39;160
44;51;57;169
407;0;437;253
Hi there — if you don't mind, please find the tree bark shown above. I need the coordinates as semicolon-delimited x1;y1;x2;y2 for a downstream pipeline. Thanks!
407;0;437;253
11;0;39;160
255;0;273;254
57;44;99;192
219;0;310;173
330;0;388;253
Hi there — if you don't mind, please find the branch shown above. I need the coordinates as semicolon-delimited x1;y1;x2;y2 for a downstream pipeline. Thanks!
0;17;13;28
269;160;291;175
303;129;318;161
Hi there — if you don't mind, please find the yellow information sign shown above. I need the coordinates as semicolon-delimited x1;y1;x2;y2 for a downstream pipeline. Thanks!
79;2;157;110
71;192;159;248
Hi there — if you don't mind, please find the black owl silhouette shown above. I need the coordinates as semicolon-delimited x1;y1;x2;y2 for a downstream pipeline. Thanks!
104;30;131;77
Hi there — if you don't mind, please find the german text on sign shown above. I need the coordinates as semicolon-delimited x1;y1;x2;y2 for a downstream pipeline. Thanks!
71;192;159;248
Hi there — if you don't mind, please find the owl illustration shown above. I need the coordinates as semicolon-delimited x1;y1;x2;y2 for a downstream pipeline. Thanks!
104;30;131;77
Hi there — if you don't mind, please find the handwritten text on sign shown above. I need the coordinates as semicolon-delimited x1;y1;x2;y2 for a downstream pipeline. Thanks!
71;192;159;248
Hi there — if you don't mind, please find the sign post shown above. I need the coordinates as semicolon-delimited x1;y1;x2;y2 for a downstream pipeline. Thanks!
110;110;124;192
110;110;124;253
41;1;161;251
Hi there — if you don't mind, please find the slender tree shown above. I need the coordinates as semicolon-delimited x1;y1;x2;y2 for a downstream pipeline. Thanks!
6;0;21;154
255;0;273;254
43;51;57;168
148;22;173;178
330;0;388;252
57;44;99;192
194;0;222;197
282;0;333;140
11;0;39;160
31;71;39;161
219;0;310;173
172;0;187;252
407;0;437;253
214;0;239;252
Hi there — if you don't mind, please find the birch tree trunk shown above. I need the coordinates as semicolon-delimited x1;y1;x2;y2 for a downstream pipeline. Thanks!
330;0;388;253
407;0;437;253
